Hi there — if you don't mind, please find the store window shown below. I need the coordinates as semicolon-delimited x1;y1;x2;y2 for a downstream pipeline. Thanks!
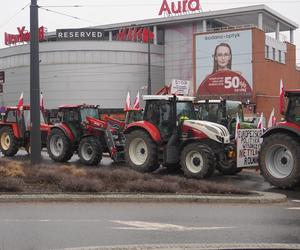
265;45;269;59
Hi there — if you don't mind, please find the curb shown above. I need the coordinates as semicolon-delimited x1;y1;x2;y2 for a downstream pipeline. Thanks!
0;191;287;204
57;243;300;250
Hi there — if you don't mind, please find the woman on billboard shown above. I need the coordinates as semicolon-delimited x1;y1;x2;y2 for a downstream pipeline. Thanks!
212;43;232;73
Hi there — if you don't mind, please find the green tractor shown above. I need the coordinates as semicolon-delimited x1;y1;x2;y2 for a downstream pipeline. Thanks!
196;99;255;139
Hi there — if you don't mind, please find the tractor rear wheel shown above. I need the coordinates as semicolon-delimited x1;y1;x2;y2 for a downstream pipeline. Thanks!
47;129;73;162
78;137;102;166
0;127;19;156
180;143;214;179
125;130;159;172
259;133;300;189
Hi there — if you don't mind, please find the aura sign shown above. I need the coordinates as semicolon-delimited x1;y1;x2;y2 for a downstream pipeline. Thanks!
4;26;45;46
158;0;201;16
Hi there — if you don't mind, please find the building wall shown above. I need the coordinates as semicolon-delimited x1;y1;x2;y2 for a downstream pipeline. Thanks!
0;41;165;109
252;28;300;120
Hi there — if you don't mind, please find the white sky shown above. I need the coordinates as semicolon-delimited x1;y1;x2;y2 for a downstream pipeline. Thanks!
0;0;299;63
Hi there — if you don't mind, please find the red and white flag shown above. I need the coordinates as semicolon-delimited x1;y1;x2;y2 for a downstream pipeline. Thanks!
125;91;131;111
257;112;264;129
40;91;45;112
279;79;285;114
133;91;140;110
267;108;276;128
17;92;24;112
235;113;241;140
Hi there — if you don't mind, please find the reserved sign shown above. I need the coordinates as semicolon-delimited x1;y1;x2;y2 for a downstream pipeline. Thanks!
56;29;105;41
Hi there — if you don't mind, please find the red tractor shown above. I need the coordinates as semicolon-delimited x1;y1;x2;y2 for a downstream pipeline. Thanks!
259;90;300;188
47;104;126;165
0;105;49;156
123;95;236;179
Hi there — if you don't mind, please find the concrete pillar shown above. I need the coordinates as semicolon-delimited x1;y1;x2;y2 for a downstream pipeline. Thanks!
290;29;294;44
109;31;112;41
258;13;263;30
202;19;207;32
276;22;280;40
153;25;157;45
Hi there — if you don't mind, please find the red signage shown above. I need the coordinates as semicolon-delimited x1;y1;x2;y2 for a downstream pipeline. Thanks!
116;27;154;43
159;0;201;16
197;70;252;98
4;26;45;46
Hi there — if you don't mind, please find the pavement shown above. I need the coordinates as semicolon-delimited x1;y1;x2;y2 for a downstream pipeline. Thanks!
0;191;287;204
58;243;300;250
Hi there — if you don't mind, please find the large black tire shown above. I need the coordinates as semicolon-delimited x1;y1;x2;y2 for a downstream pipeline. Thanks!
0;126;19;156
47;129;73;162
216;159;242;175
125;130;159;172
78;137;102;166
259;133;300;189
180;143;214;179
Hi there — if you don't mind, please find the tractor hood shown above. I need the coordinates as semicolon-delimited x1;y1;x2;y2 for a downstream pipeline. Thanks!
183;120;231;144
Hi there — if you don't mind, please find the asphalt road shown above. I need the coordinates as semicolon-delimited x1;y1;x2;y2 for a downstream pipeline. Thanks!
0;201;299;250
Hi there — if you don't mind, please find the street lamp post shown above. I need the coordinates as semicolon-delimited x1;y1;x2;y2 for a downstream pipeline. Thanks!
30;0;41;164
147;27;151;95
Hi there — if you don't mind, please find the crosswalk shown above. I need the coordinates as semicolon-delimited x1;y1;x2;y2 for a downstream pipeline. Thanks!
287;200;300;210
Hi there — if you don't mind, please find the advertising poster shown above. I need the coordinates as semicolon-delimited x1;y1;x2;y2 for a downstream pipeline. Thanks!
195;30;253;98
237;129;263;168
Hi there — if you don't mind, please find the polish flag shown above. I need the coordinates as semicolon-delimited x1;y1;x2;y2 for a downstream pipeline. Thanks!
257;112;264;129
235;113;241;140
267;108;276;128
133;91;140;110
279;79;285;114
125;91;131;111
40;91;45;112
17;92;24;113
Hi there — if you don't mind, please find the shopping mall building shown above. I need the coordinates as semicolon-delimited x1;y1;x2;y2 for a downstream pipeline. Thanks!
0;4;299;118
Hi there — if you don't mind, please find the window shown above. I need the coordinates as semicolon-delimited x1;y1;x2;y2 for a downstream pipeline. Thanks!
272;48;276;60
265;45;269;59
278;50;282;63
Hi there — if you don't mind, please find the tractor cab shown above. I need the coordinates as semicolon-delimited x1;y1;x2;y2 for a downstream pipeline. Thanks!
142;95;196;140
196;99;254;137
0;105;49;156
285;90;300;125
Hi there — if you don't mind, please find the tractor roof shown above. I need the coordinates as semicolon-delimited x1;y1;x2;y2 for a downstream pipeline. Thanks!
5;105;31;110
143;95;195;102
197;99;242;104
285;89;300;96
59;104;98;109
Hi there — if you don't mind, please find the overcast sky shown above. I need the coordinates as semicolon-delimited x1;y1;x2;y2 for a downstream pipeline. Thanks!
0;0;299;63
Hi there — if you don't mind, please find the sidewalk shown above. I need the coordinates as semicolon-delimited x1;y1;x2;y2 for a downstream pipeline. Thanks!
0;191;287;204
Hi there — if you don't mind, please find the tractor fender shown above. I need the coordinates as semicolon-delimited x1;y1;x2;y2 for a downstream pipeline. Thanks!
123;121;161;142
50;123;75;141
262;124;300;138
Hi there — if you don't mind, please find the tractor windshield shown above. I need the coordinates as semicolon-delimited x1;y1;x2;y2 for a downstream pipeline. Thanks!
286;96;300;124
23;110;46;129
80;108;99;122
197;103;223;123
177;101;196;120
226;101;244;121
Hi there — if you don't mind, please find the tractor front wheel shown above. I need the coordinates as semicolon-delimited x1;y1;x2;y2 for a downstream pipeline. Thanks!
78;137;102;166
180;143;214;179
47;129;73;162
259;133;300;189
125;130;159;172
0;127;19;156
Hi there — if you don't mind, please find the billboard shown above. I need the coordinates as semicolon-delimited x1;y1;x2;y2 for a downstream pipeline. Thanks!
195;30;253;99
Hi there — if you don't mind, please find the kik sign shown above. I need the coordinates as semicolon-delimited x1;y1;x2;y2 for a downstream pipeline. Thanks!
116;27;154;43
4;26;45;46
158;0;201;16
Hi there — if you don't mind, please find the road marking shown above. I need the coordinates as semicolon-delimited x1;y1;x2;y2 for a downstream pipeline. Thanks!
292;200;300;203
287;207;300;210
111;220;234;231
